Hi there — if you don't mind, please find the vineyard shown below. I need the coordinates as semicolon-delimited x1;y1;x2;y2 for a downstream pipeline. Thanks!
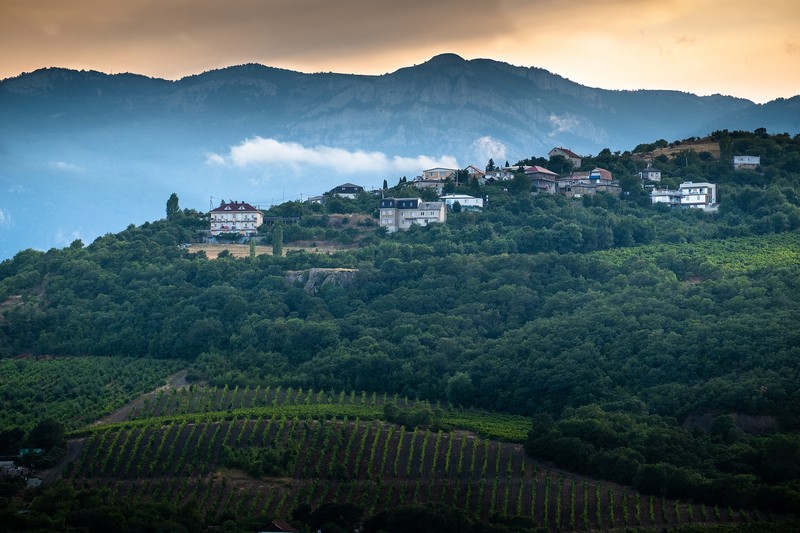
0;356;184;431
58;384;759;531
593;232;800;274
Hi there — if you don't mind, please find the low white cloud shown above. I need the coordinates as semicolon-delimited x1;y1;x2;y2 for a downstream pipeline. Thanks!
205;152;226;165
50;161;84;172
209;137;458;175
471;136;507;166
55;229;82;247
0;208;9;226
548;113;581;136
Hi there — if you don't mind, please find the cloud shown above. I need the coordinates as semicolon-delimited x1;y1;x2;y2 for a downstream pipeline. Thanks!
548;113;581;136
471;136;507;165
49;161;84;172
7;185;24;193
210;137;458;175
205;152;226;165
0;208;9;226
54;229;82;247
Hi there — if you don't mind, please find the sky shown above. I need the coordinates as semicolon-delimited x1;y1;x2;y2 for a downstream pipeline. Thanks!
2;0;799;104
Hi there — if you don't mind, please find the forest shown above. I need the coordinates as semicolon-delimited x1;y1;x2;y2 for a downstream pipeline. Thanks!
1;129;799;531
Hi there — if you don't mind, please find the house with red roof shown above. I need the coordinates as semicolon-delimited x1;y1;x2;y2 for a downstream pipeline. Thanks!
548;147;582;168
210;201;263;237
524;165;558;193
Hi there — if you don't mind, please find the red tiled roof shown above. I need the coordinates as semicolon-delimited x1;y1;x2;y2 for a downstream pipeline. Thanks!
525;165;558;176
550;147;581;159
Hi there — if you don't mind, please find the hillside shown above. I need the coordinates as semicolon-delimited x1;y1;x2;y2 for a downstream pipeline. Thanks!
1;130;800;530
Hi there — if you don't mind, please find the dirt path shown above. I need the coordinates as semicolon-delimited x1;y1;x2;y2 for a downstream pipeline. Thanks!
91;370;189;426
38;438;85;485
37;370;188;486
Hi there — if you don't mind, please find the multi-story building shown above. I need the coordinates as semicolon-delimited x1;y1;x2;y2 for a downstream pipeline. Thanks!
639;164;662;182
650;181;718;210
678;181;717;208
548;147;582;168
209;201;263;237
378;197;447;233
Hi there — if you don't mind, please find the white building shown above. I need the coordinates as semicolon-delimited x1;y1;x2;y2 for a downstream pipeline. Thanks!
650;181;717;210
733;155;761;170
439;194;484;211
679;181;717;208
379;197;447;233
210;201;263;236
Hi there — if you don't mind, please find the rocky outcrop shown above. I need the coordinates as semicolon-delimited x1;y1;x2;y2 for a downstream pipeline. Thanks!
285;268;358;295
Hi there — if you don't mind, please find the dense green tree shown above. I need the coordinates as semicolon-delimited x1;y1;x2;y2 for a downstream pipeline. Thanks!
166;192;180;219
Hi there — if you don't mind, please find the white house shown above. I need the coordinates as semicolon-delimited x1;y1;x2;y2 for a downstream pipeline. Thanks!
679;181;717;208
650;181;717;210
465;165;486;183
210;201;263;236
733;155;761;170
439;194;484;211
483;169;515;182
650;188;681;206
378;197;447;233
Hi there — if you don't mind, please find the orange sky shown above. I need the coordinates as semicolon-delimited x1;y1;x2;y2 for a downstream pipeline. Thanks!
2;0;799;103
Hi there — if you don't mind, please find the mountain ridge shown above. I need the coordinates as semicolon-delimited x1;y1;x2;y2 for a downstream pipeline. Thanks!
1;54;799;259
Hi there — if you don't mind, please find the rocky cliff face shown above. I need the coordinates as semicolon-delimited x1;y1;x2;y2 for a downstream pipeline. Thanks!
285;268;359;295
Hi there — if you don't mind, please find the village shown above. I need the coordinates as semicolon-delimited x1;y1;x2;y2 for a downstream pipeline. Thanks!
207;145;754;239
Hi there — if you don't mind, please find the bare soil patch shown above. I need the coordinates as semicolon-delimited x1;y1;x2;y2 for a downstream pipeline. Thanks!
636;139;721;162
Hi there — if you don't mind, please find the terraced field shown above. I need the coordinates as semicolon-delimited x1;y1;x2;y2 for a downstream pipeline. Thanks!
59;384;757;530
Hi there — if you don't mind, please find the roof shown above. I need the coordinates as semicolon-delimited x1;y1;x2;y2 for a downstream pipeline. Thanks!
210;201;260;213
525;165;558;176
465;165;485;176
334;182;364;190
590;168;613;180
549;147;581;159
440;194;478;200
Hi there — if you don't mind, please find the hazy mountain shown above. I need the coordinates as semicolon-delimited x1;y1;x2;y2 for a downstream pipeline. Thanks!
1;53;798;259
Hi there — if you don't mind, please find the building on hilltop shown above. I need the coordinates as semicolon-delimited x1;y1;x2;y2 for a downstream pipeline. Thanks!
379;197;447;233
330;183;365;198
733;155;761;170
210;201;263;237
421;167;458;181
650;181;718;210
548;147;582;168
